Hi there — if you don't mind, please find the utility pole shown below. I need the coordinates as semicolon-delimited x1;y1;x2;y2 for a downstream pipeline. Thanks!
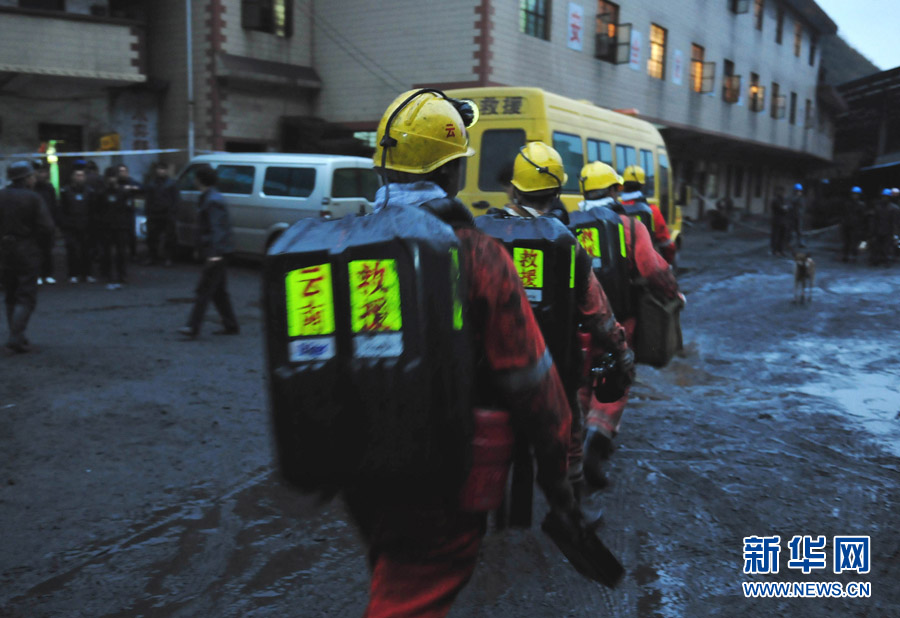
186;0;195;160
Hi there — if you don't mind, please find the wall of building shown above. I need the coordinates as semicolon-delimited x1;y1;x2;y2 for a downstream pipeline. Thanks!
312;0;482;125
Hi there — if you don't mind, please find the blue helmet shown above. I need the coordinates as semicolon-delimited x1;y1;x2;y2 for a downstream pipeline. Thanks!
851;186;862;194
882;188;892;196
794;183;803;191
6;160;34;181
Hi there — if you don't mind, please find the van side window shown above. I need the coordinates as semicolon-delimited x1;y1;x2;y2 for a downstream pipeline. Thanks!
216;165;255;195
640;149;655;197
263;167;316;198
176;164;201;191
332;168;379;201
479;129;526;192
551;131;583;193
587;139;613;165
614;144;636;174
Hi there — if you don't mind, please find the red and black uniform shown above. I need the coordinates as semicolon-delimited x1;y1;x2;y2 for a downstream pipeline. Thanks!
580;200;679;439
621;191;676;265
345;194;574;618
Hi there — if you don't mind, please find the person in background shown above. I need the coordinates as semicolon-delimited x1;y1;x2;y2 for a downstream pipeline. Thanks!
0;161;54;352
177;164;239;338
31;161;59;285
117;164;143;261
59;168;97;283
841;187;865;263
143;162;180;266
788;183;806;249
769;186;788;257
95;167;131;289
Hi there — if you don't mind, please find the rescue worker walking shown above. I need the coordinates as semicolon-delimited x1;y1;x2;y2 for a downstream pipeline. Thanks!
841;187;865;263
343;91;581;617
0;161;54;352
117;164;142;261
788;183;806;248
177;164;239;338
504;141;634;495
94;167;132;289
32;161;59;285
144;162;179;266
577;161;681;487
59;168;97;283
869;189;896;267
770;186;789;256
620;165;676;264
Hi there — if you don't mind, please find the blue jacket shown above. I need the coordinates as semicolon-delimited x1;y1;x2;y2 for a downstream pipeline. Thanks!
197;188;234;258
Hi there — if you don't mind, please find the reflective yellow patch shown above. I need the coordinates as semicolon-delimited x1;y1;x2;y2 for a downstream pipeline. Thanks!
349;259;403;332
618;223;626;257
577;227;601;258
450;248;463;330
286;264;335;337
570;244;575;289
513;247;544;289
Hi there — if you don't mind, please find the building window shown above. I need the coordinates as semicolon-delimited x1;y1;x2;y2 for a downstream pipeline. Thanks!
734;166;744;198
18;0;65;9
775;7;784;44
809;35;818;66
647;24;667;80
793;21;802;57
749;73;766;112
804;98;812;128
520;0;551;40
730;0;750;13
723;60;741;104
242;0;292;37
596;1;629;63
754;0;764;30
691;44;715;93
789;91;797;124
771;82;786;118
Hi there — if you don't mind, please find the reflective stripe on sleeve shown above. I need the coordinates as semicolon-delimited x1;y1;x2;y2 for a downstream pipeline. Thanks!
494;348;553;395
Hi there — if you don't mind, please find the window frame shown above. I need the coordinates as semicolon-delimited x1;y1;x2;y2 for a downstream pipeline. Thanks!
793;20;803;57
614;144;637;175
771;82;786;119
749;72;766;112
216;164;256;195
789;92;798;125
809;34;818;66
587;138;613;165
594;0;619;63
242;0;293;38
730;0;750;14
775;6;784;44
647;23;667;80
723;60;741;104
262;166;317;198
551;131;585;194
640;149;655;198
754;0;764;30
520;0;552;41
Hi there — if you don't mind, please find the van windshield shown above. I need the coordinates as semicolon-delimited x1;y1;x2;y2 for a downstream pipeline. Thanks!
478;129;526;192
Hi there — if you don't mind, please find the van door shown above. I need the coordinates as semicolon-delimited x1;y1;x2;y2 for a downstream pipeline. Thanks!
213;163;257;255
327;165;379;218
174;164;203;248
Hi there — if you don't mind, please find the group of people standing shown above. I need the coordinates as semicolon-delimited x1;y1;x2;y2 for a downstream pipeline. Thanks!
840;186;900;266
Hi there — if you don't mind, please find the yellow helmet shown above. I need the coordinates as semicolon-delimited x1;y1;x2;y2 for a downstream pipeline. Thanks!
579;161;621;194
623;165;646;185
373;89;476;175
511;142;568;193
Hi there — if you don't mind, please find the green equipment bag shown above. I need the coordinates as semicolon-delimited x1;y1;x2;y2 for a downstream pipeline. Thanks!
263;205;474;498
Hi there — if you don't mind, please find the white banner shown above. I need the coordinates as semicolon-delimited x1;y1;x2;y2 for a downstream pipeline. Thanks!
672;49;684;85
629;30;642;71
567;3;584;51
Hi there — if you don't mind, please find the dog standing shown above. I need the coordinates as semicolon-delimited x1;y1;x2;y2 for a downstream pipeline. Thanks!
793;252;815;304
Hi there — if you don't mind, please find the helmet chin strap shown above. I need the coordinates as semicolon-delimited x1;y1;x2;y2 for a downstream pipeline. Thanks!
518;146;562;188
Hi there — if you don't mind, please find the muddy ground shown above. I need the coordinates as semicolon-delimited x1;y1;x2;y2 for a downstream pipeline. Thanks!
1;219;898;617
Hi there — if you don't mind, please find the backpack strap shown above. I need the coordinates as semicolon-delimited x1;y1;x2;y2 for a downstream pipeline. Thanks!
419;197;476;229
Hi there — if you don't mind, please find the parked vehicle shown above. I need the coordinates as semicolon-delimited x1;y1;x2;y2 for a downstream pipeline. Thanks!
174;154;380;257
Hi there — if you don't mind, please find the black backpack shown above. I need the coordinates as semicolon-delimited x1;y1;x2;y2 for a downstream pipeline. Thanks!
263;204;474;498
620;198;654;234
568;207;632;321
474;211;578;386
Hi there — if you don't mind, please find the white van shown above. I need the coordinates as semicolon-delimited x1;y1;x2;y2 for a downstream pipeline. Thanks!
174;153;380;257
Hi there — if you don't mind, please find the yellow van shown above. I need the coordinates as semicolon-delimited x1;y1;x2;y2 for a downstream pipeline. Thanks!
445;86;681;247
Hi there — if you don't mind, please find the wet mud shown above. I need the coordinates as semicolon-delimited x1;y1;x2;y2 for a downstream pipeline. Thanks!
1;223;898;617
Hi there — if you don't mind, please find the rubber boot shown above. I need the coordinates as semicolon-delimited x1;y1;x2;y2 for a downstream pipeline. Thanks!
583;430;615;489
6;304;33;353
